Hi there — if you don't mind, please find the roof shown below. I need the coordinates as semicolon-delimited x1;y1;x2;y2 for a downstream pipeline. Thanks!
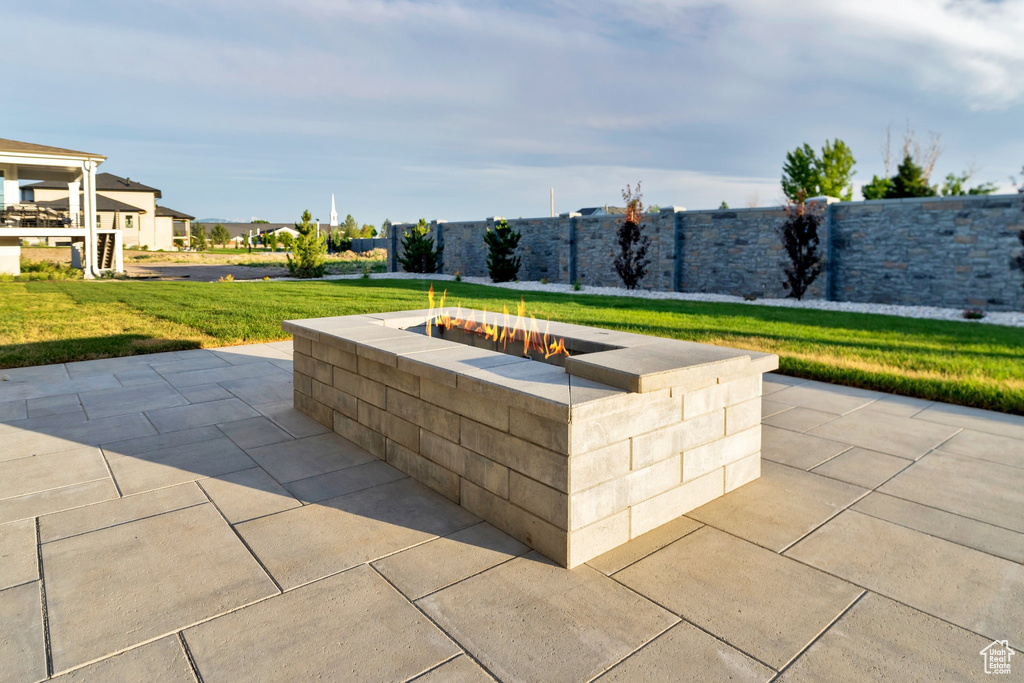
36;195;147;213
155;206;195;220
0;138;105;160
25;172;161;198
577;206;627;216
197;222;294;239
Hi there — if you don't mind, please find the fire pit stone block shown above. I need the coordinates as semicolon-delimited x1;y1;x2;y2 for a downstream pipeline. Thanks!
285;311;777;568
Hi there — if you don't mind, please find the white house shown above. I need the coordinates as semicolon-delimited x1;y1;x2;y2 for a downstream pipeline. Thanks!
0;138;121;277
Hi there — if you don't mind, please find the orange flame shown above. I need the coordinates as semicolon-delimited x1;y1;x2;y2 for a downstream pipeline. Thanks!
426;284;569;359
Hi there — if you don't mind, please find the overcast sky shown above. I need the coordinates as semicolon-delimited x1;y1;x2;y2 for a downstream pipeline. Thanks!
5;0;1023;224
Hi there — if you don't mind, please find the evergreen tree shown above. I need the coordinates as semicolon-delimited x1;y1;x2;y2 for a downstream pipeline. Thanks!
190;223;207;251
614;183;651;290
287;209;327;278
718;201;730;209
398;219;443;273
342;214;359;239
484;219;522;282
861;175;892;200
211;223;230;248
380;219;391;239
889;154;936;198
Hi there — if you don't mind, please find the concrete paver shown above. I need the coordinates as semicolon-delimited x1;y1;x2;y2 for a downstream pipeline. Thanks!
245;432;376;484
809;410;961;459
215;416;293;450
778;592;991;682
810;447;911;489
185;565;460;682
761;425;849;470
0;479;119;525
144;398;259;433
283;459;407;503
414;655;494;682
852;491;1024;564
596;621;774;682
0;582;46;683
107;436;256;496
78;383;187;419
419;553;678;683
687;461;867;551
52;635;195;682
237;478;479;589
200;467;301;523
786;510;1024;647
43;503;277;672
0;445;109;499
0;518;38;590
879;450;1024;532
374;522;528;599
616;527;862;670
254;399;331;438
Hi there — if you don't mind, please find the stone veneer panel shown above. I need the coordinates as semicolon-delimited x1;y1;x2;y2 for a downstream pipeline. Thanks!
287;311;776;567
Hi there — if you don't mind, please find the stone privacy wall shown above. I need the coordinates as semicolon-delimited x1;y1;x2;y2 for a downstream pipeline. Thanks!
389;194;1024;310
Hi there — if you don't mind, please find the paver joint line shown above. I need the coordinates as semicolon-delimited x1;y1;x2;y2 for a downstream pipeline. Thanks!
367;563;501;681
772;589;869;677
195;480;285;595
35;516;53;679
177;631;204;683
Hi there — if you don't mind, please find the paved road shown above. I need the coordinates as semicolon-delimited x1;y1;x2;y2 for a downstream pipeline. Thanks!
124;263;287;281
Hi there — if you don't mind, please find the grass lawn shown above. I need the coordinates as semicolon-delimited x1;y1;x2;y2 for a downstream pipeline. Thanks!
1;278;1021;414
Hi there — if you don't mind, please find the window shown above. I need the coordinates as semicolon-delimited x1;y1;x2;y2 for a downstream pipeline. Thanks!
96;214;102;228
125;215;133;229
0;171;4;209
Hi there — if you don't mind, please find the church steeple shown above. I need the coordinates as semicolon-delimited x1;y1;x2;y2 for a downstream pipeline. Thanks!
329;193;339;227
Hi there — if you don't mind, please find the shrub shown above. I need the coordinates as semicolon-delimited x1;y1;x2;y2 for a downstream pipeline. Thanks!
287;210;327;278
217;273;235;283
362;265;371;279
0;259;83;282
573;278;582;291
777;196;823;300
614;183;651;290
1016;228;1024;300
484;219;522;282
540;277;548;285
962;308;985;320
454;271;462;282
398;219;443;273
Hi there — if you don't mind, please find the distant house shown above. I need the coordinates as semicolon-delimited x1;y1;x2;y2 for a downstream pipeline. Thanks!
199;222;295;246
23;173;190;250
576;206;626;217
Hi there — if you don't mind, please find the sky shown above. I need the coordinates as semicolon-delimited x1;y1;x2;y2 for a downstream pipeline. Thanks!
3;0;1024;225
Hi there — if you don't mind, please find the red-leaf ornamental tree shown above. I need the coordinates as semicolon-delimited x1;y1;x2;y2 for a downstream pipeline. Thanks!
614;182;651;289
777;194;823;300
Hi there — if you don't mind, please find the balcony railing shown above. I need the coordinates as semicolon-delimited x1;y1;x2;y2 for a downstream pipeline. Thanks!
1;204;75;228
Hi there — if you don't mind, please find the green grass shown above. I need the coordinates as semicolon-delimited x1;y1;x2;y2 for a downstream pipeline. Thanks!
1;279;1022;414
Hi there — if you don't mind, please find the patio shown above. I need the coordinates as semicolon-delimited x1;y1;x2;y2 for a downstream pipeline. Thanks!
0;342;1021;681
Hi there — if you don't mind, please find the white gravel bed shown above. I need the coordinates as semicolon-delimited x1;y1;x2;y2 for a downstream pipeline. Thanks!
262;271;1024;328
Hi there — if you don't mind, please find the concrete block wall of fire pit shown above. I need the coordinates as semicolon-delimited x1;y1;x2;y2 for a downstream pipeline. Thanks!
284;311;778;568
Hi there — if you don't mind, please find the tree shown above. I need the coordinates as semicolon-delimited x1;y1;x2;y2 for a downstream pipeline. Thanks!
817;139;856;200
359;224;376;238
190;223;207;251
781;140;856;201
342;214;359;239
781;143;819;201
279;232;294;252
379;219;391;239
614;183;651;290
484;219;521;282
861;175;892;200
940;170;998;196
718;201;730;209
329;228;350;253
889;154;936;198
777;195;823;300
287;209;327;278
648;204;661;214
265;231;279;252
398;219;443;273
251;219;269;224
211;223;230;248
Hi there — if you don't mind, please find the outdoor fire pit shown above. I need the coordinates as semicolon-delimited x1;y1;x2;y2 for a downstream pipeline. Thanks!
284;291;777;568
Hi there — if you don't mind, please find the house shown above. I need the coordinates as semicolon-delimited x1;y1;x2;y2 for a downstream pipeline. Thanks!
576;206;627;217
23;172;190;250
0;137;120;276
155;206;194;249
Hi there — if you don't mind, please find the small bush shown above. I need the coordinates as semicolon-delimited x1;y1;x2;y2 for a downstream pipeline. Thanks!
362;265;371;279
962;308;985;320
262;276;271;281
484;219;522;282
454;271;462;282
0;259;83;282
398;219;443;273
217;273;235;283
573;278;582;291
540;277;548;285
777;196;823;300
614;183;651;290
